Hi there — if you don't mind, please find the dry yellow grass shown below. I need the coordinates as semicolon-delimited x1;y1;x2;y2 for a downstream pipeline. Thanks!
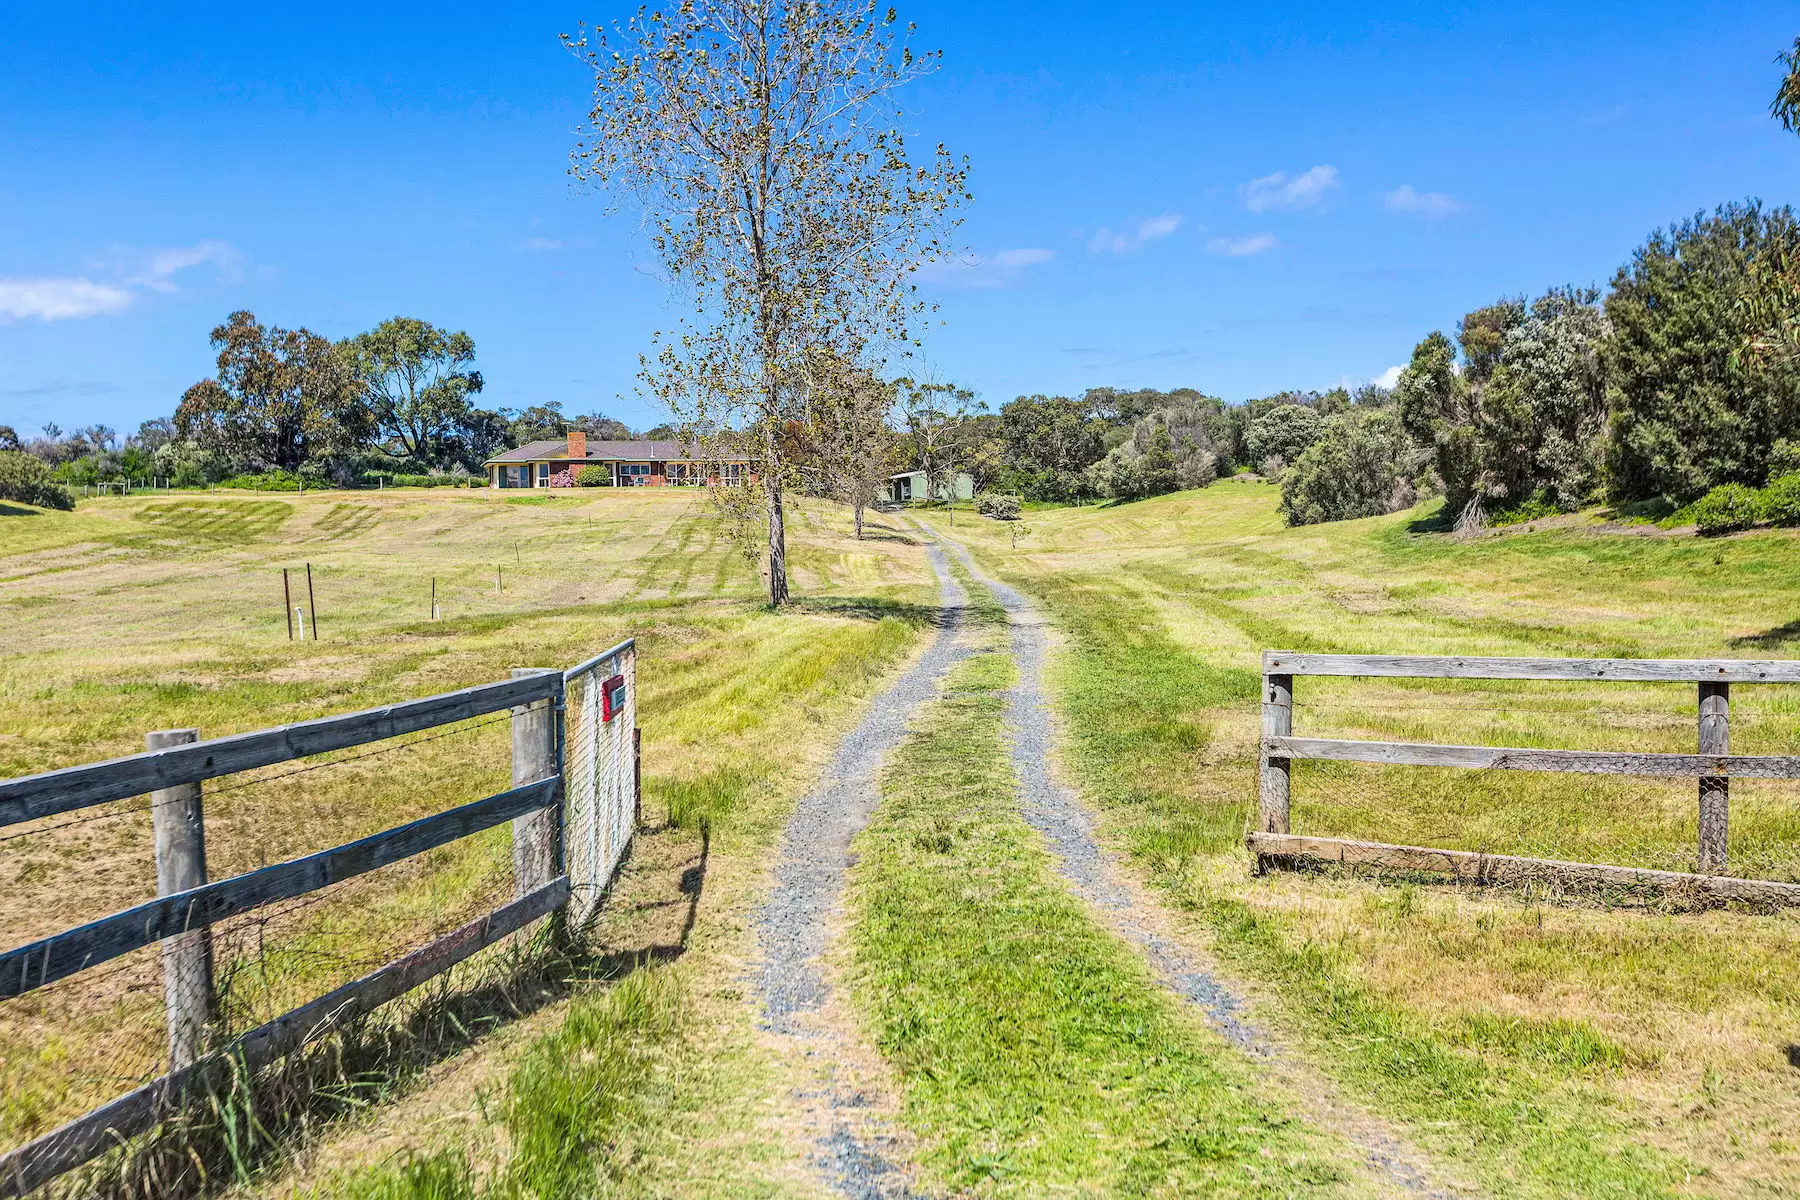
937;482;1800;1197
0;487;935;1174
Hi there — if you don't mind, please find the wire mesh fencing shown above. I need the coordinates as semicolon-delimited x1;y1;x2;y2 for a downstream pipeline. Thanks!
562;638;638;928
0;647;640;1196
0;714;514;1171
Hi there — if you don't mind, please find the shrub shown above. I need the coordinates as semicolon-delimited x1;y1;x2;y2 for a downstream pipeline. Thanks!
1490;496;1561;526
1770;438;1800;482
1244;403;1324;466
363;472;466;488
1760;473;1800;527
576;465;611;487
547;469;576;488
154;441;232;488
975;493;1022;520
218;470;305;492
1279;409;1417;526
1688;482;1762;535
0;451;76;510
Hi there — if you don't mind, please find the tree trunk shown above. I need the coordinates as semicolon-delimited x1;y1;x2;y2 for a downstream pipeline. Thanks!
853;502;864;540
763;421;790;606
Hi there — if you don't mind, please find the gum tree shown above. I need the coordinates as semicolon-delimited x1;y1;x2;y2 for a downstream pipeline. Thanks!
565;0;967;605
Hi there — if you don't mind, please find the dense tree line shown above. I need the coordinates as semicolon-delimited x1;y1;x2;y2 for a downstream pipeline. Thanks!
1;311;642;496
939;199;1799;529
1278;200;1800;530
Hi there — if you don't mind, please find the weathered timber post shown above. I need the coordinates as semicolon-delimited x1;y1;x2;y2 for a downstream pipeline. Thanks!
510;669;562;905
1259;670;1293;837
1698;681;1729;873
305;562;318;641
283;569;294;640
633;726;643;825
149;728;214;1070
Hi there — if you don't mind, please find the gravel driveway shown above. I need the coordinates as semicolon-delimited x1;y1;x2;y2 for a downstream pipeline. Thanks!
751;537;971;1199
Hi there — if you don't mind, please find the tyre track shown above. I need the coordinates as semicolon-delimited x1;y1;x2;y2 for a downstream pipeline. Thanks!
925;524;1464;1200
751;541;973;1199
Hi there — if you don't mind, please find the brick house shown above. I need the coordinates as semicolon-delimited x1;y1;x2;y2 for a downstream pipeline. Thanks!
484;432;752;489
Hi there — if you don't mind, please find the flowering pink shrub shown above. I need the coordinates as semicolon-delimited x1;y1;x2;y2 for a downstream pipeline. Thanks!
547;469;576;488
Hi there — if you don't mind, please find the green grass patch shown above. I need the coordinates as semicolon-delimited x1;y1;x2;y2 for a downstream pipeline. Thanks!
996;555;1692;1198
848;651;1361;1196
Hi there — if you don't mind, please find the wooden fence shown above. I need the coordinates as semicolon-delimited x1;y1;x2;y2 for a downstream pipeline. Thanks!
1249;651;1800;905
0;642;639;1197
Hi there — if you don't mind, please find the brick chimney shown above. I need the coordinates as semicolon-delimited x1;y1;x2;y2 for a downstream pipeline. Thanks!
566;430;586;462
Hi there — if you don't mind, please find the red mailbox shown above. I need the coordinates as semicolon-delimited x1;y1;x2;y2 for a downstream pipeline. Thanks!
601;674;627;722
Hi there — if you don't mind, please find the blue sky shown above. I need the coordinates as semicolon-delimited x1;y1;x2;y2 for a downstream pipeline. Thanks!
2;1;1797;435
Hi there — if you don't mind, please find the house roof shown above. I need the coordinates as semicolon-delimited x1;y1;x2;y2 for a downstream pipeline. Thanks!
484;439;748;465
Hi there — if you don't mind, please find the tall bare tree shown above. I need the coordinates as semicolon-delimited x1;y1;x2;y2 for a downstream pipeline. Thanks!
565;0;967;605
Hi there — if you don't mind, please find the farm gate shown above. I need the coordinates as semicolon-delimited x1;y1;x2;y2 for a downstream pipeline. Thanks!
0;638;639;1196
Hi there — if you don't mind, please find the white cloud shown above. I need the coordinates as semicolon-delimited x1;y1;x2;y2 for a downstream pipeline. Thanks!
0;278;134;322
989;247;1054;268
129;240;240;291
1207;233;1278;257
525;236;595;252
1385;185;1462;218
0;241;238;323
1374;364;1405;388
1241;165;1339;213
1089;213;1184;254
915;247;1054;289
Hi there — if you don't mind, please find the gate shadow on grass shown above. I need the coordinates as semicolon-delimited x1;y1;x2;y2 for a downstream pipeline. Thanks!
69;825;713;1200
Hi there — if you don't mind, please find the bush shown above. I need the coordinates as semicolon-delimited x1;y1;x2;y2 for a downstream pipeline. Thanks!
576;464;611;487
0;451;76;510
1688;482;1762;535
975;493;1021;520
153;441;232;488
547;470;576;488
1279;409;1417;526
1760;473;1800;527
1490;495;1561;526
1244;404;1324;466
362;471;467;488
218;470;305;492
1770;438;1800;482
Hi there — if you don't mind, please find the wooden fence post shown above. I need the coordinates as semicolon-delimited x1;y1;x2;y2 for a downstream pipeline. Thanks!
1698;681;1729;873
148;728;213;1071
1259;672;1293;836
510;669;562;905
633;726;642;825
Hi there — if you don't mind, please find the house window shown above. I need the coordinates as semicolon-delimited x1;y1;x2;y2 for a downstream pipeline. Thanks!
718;462;744;485
536;463;550;486
619;464;651;486
500;465;528;488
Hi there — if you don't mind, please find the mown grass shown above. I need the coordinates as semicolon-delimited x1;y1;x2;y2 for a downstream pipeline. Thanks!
322;965;690;1200
0;488;937;1195
930;485;1800;1196
846;650;1374;1197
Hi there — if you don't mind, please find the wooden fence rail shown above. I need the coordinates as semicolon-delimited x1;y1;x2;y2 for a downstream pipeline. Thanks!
0;651;639;1197
1252;650;1800;898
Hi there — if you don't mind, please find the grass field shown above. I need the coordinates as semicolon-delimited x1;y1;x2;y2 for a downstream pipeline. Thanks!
12;478;1800;1198
0;487;937;1191
848;639;1386;1197
932;480;1800;1197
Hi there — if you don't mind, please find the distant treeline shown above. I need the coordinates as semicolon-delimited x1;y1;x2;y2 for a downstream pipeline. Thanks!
979;200;1800;532
0;312;658;504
